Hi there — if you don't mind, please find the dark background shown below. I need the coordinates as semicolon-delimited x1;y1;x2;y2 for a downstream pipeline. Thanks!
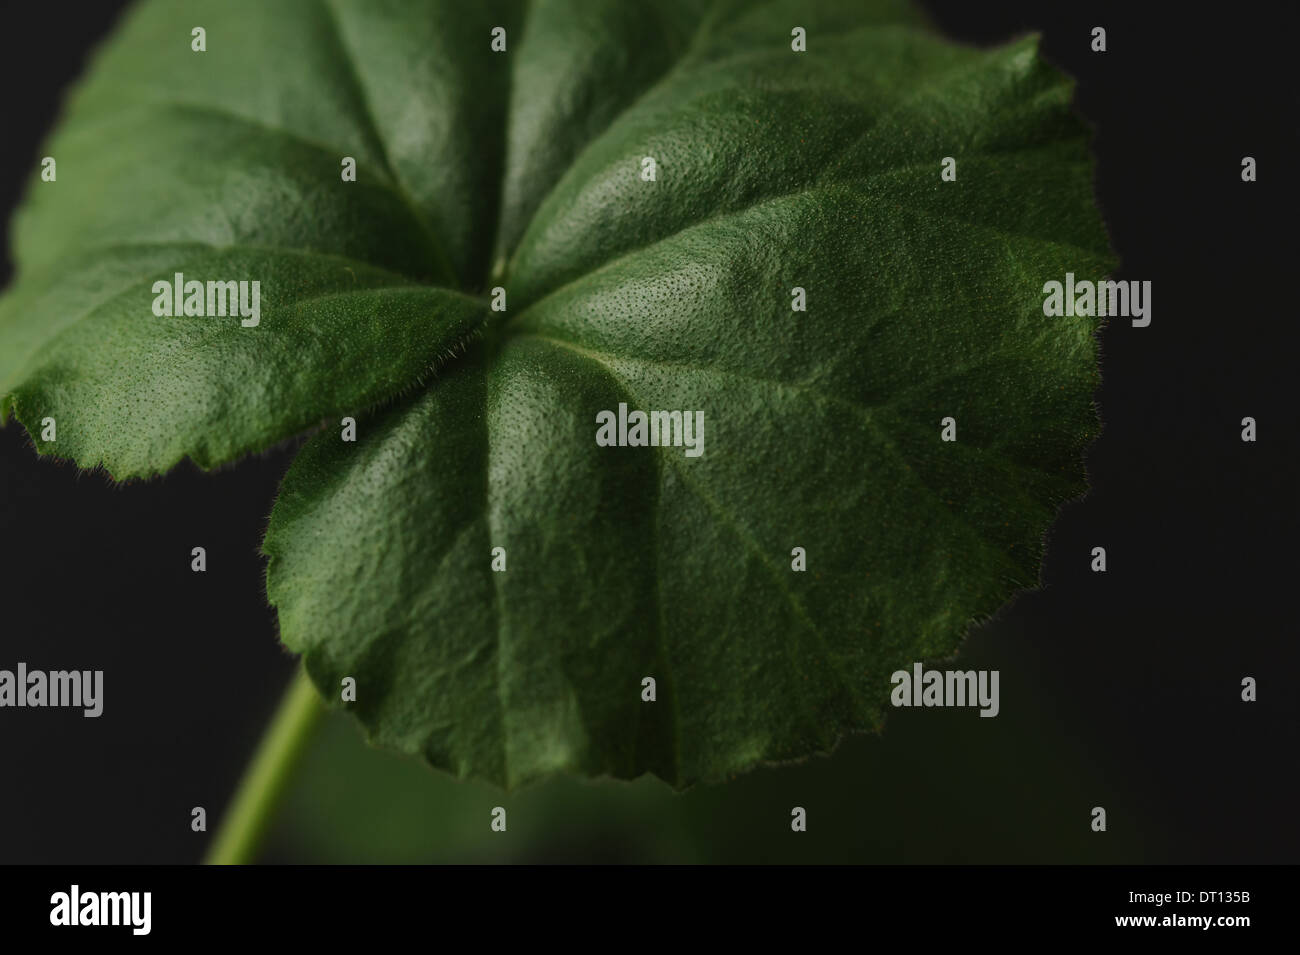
1;0;1295;864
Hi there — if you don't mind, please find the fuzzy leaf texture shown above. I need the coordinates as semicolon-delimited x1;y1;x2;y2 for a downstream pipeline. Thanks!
0;0;1114;787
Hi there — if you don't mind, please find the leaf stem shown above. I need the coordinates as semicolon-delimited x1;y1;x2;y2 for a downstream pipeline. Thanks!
205;665;324;865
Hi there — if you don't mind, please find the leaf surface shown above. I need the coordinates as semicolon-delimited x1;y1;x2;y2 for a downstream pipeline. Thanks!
0;0;1113;785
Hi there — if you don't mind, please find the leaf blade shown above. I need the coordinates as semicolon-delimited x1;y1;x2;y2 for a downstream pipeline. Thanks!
2;0;1116;786
1;243;486;477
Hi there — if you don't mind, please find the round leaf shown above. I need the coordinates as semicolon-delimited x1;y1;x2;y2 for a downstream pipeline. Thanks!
0;0;1114;787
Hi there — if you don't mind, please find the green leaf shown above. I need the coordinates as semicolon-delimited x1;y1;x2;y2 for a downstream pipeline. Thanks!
1;0;1114;787
0;0;517;476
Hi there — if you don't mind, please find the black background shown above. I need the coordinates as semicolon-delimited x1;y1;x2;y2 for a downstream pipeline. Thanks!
1;0;1296;864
